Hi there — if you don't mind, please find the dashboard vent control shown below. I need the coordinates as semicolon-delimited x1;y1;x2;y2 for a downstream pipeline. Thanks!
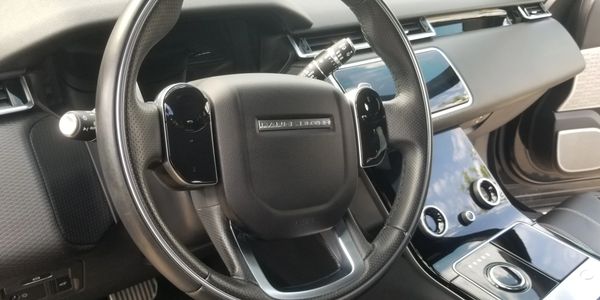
419;206;448;237
289;17;435;58
0;77;34;116
471;178;502;209
400;18;436;40
518;3;552;20
459;210;476;226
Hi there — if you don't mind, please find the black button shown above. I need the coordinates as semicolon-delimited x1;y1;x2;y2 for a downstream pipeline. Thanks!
55;276;72;292
8;284;46;300
459;210;476;226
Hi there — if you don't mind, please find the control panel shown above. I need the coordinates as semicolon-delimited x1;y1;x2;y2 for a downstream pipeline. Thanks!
452;223;592;299
1;262;82;300
415;129;515;240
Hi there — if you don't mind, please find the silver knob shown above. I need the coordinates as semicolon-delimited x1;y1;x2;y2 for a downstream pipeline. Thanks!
59;110;96;141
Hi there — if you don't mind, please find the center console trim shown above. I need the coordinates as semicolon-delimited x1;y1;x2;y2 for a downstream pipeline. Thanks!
452;221;591;299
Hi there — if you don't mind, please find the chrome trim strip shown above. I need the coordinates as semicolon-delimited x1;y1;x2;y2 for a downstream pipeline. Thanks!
330;47;474;120
288;17;436;59
427;8;508;24
231;221;366;300
0;76;35;116
22;274;53;287
518;4;553;20
155;83;218;187
113;1;236;299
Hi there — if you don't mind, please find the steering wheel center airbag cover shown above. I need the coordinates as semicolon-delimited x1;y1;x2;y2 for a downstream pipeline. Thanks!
191;74;358;239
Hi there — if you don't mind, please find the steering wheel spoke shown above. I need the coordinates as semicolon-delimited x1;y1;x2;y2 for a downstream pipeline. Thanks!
190;188;254;282
200;194;371;299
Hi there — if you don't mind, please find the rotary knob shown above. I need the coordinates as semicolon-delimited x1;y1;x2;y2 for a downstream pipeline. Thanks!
471;178;501;209
486;263;530;292
459;210;476;226
419;206;448;237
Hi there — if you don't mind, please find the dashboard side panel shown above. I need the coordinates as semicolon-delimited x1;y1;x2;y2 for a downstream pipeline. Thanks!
29;116;114;245
0;112;72;278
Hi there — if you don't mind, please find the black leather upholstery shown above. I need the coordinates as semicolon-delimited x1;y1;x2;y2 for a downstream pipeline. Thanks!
538;192;600;257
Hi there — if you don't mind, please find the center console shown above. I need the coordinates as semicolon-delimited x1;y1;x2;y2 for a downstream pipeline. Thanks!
324;42;597;298
410;129;600;300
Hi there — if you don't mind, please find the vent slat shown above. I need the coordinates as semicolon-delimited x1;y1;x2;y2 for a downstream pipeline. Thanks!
0;78;34;115
0;84;9;102
0;84;11;107
518;3;552;20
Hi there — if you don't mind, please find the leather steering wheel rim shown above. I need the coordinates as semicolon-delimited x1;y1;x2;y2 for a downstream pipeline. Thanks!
95;0;432;299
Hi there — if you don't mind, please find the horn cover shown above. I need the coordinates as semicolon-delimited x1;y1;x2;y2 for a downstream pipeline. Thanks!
194;74;358;239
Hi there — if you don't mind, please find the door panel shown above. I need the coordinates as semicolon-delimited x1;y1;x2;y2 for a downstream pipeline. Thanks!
493;0;600;210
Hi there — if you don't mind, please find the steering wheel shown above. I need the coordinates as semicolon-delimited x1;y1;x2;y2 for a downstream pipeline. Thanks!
95;0;432;299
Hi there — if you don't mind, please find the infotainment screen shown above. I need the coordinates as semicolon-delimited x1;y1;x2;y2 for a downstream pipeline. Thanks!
332;48;471;115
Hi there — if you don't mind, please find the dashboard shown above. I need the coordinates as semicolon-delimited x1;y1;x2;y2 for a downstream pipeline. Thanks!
0;0;588;299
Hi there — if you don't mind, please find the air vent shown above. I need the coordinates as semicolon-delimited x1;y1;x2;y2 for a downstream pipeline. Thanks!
401;18;436;40
289;17;436;58
288;29;370;59
518;3;552;20
0;77;34;116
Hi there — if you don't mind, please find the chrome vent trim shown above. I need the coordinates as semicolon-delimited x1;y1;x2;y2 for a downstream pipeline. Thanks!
0;77;34;116
402;17;436;41
427;8;508;24
289;17;436;58
518;3;552;20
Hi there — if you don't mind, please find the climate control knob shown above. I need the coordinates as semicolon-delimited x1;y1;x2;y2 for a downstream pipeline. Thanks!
471;178;501;209
420;206;448;237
